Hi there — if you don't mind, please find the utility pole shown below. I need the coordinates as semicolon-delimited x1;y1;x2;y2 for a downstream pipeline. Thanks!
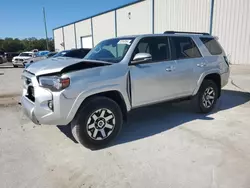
43;7;49;50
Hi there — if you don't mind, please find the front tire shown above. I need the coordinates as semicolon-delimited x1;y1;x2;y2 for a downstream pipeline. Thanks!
13;64;18;68
192;80;219;113
71;96;123;149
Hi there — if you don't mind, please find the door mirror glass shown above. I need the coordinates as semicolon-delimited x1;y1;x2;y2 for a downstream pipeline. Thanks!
131;53;152;64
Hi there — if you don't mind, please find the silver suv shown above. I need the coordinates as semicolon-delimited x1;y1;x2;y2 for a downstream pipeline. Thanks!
21;31;230;149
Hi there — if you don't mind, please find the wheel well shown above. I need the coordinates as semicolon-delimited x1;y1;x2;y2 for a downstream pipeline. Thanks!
204;73;221;97
85;91;128;121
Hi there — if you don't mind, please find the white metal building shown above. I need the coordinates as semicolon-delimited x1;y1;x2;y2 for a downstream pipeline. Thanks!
53;0;250;65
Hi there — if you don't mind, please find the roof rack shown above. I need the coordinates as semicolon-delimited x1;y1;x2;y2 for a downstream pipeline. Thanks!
164;31;210;35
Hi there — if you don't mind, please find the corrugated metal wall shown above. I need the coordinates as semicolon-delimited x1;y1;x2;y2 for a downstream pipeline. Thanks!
53;28;64;52
63;24;76;50
53;0;250;64
116;0;152;36
75;19;92;48
212;0;250;64
92;11;116;45
154;0;210;34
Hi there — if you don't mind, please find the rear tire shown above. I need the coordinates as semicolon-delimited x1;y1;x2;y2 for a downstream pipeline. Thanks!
71;96;123;149
192;80;219;113
13;65;18;68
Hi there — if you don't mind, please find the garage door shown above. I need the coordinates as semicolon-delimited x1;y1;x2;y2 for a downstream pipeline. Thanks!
81;36;93;48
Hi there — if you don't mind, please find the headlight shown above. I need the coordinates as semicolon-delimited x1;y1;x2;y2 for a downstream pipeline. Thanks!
38;75;70;91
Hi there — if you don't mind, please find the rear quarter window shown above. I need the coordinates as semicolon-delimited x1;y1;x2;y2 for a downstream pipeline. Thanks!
200;37;223;55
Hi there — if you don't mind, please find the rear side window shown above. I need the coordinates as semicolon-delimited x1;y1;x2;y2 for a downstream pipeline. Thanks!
133;37;170;62
200;37;223;55
169;37;202;60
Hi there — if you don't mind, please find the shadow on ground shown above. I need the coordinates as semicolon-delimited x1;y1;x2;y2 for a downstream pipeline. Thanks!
57;89;250;146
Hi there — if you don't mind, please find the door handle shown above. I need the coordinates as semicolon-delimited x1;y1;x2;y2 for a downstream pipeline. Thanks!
166;66;175;72
197;63;207;67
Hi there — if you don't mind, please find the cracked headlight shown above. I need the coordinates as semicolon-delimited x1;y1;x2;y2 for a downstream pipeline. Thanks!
38;75;70;91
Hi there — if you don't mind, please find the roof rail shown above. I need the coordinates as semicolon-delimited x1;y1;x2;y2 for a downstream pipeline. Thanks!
164;31;210;35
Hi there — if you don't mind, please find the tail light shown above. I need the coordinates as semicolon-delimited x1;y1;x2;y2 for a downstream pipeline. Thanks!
223;56;230;67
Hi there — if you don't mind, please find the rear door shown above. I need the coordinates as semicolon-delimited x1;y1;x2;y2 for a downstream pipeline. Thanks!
169;36;204;96
129;36;178;107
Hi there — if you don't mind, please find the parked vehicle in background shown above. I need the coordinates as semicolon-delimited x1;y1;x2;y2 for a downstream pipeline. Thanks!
0;51;7;64
12;51;48;67
24;49;91;69
21;31;230;149
37;51;49;57
46;52;57;58
52;48;91;59
4;52;19;62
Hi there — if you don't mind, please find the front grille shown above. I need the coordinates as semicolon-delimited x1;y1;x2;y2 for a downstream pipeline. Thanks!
16;59;23;62
26;86;35;102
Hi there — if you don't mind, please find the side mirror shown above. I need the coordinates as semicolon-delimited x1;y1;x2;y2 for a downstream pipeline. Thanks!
131;53;152;64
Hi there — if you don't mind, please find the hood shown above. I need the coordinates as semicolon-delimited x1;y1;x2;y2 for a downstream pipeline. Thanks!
14;56;31;60
26;57;112;76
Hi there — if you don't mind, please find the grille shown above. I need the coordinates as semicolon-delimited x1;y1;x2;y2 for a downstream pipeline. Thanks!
25;78;31;85
27;86;35;102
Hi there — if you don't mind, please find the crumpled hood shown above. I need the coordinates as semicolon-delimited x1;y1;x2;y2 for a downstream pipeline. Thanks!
26;57;111;76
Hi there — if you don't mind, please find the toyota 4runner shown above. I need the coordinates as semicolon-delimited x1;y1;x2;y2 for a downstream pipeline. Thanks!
21;31;230;149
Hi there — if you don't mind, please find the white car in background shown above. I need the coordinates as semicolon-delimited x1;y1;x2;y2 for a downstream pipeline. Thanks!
12;51;48;67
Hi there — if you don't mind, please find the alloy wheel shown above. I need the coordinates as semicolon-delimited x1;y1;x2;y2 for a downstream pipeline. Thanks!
86;108;115;140
202;87;215;108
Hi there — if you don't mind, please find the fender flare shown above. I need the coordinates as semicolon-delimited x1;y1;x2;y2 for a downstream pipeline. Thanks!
192;69;221;96
66;85;131;123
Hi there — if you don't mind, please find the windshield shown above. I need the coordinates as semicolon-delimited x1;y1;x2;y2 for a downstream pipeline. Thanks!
19;53;33;57
52;50;69;58
84;38;135;63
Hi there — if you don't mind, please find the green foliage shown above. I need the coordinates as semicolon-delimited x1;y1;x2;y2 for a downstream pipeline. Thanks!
0;38;54;52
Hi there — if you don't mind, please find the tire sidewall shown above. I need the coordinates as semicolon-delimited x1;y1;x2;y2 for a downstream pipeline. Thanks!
198;80;218;113
76;97;123;149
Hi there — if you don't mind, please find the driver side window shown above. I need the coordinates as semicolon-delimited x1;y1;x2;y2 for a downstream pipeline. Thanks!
133;37;170;63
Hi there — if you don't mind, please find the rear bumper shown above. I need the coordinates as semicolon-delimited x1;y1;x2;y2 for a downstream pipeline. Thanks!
221;69;230;88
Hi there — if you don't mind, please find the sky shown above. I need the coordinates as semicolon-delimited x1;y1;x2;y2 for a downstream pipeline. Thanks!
0;0;137;39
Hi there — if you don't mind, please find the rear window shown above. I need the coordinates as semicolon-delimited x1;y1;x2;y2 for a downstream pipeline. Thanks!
65;49;91;58
200;37;223;55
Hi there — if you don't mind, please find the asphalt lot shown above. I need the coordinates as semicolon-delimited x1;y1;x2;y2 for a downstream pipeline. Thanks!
0;64;250;188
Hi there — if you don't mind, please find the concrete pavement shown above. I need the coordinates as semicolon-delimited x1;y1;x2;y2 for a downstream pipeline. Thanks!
0;65;250;188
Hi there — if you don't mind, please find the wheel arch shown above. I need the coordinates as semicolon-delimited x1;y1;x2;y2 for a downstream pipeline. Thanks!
72;90;129;123
193;72;221;97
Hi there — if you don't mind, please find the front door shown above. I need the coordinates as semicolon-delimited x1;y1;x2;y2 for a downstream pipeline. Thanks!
129;36;179;108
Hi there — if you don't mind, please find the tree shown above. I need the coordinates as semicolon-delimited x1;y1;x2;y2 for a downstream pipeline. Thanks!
0;37;54;52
